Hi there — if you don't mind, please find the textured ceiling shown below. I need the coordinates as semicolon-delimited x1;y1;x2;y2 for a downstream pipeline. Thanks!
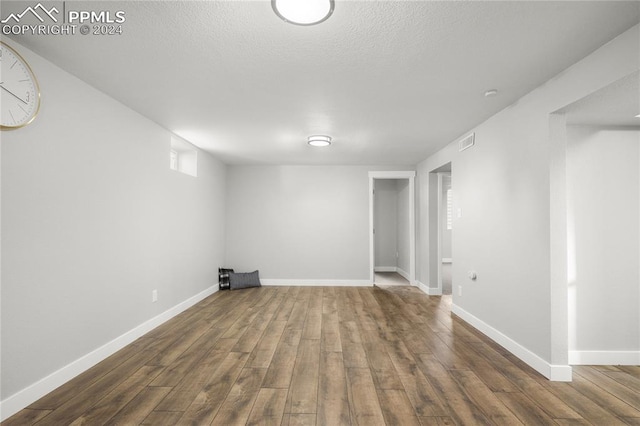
6;1;640;165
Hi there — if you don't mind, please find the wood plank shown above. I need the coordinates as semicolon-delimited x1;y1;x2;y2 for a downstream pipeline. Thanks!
302;287;323;340
140;411;184;426
102;386;171;426
263;328;303;388
345;367;386;426
286;413;316;425
247;319;288;368
563;373;640;418
360;327;404;390
377;389;422;426
247;388;288;426
419;416;456;425
449;369;523;425
1;409;52;426
153;339;236;411
149;326;225;387
495;391;556;426
317;351;351;425
574;366;640;411
287;339;320;414
339;320;369;368
211;368;268;425
232;312;274;353
414;353;492;425
177;351;249;424
68;365;164;425
544;381;628;426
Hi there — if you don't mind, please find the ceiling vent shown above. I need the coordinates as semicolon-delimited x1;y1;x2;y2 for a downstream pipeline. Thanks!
458;133;475;152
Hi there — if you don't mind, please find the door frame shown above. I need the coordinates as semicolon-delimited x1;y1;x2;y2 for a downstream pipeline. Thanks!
368;171;416;285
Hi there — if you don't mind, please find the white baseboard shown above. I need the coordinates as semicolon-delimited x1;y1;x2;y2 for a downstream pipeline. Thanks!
0;285;218;422
416;280;442;296
260;279;372;287
452;303;572;382
569;350;640;365
396;268;410;281
374;266;397;272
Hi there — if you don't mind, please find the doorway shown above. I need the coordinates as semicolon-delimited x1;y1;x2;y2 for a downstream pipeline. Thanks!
428;163;452;295
373;179;411;286
368;171;416;286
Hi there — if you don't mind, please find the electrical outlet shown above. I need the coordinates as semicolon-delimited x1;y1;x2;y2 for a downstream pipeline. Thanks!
458;285;462;297
152;289;158;303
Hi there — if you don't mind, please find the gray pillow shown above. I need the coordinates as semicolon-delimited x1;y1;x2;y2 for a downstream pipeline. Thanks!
229;270;261;290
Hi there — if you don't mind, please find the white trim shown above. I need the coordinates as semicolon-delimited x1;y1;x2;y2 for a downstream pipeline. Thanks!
374;266;397;272
0;285;218;422
436;173;444;295
416;280;442;296
442;258;453;264
260;279;372;287
396;267;410;281
368;171;416;179
452;303;572;382
368;171;416;287
569;351;640;365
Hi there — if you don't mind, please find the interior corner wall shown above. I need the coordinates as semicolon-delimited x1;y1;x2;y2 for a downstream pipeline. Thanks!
415;24;639;378
374;179;398;269
225;165;414;282
1;41;227;408
567;127;640;363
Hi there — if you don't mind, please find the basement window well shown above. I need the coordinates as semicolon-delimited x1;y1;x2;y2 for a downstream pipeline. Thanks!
170;137;198;177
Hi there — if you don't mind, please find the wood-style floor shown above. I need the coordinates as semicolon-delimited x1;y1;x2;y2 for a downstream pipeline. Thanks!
4;286;640;425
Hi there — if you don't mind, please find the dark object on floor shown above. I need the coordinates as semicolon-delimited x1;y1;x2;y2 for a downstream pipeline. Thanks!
229;270;261;290
218;267;234;290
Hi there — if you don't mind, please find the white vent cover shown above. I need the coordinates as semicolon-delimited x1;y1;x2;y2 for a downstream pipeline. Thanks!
459;133;475;152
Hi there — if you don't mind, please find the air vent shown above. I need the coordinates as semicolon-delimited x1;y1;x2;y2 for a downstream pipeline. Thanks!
459;133;475;152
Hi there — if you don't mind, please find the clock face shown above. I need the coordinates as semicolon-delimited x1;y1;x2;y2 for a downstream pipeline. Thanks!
1;42;40;130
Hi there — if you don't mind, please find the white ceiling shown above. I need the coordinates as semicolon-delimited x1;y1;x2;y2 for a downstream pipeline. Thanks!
7;1;640;165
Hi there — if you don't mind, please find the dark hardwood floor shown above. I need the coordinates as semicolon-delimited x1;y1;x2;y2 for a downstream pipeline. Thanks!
3;286;640;425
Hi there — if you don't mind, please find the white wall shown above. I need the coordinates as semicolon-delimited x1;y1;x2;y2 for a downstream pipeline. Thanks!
1;41;227;412
225;165;413;283
396;179;411;276
374;179;398;268
416;25;639;379
567;127;640;364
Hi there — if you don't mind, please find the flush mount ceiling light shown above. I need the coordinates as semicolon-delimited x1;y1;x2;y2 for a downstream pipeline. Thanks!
636;114;640;118
308;135;332;147
484;89;498;97
272;0;335;26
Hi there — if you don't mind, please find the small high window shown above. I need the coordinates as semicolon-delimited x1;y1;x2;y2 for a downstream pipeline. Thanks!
170;137;197;177
169;149;179;171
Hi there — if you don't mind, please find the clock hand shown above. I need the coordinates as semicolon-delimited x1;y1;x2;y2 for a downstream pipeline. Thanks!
0;84;28;105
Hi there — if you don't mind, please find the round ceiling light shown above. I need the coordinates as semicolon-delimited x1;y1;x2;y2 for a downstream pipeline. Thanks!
272;0;335;26
308;135;332;147
484;89;498;97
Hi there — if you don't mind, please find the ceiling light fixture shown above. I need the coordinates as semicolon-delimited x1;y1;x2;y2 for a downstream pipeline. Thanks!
272;0;335;26
484;89;498;97
636;114;640;118
308;135;332;147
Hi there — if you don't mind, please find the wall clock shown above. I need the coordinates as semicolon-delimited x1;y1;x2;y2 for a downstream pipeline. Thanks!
1;41;41;130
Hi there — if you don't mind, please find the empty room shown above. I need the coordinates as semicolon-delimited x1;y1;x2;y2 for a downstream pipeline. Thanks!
1;1;639;425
